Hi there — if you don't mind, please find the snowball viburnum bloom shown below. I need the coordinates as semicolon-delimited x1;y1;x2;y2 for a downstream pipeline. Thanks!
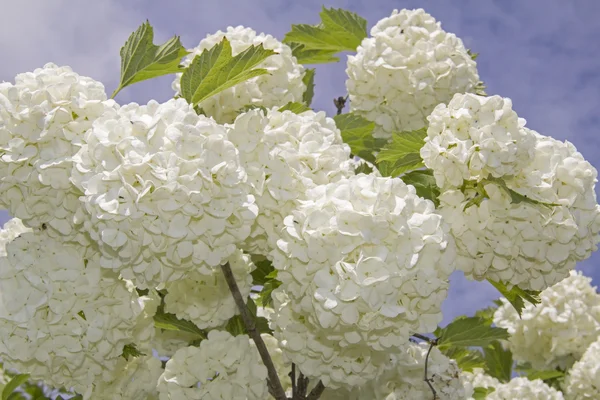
462;368;500;400
494;271;600;370
486;377;564;400
90;355;163;400
562;336;600;400
164;249;255;329
172;26;305;124
0;63;115;236
0;231;157;398
227;107;353;256
72;98;257;288
272;174;455;351
270;289;393;389
346;8;480;139
0;217;31;256
420;93;536;189
438;131;600;290
368;343;467;400
157;330;268;400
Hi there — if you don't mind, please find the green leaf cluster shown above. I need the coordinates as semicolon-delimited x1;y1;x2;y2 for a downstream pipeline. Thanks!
376;128;426;177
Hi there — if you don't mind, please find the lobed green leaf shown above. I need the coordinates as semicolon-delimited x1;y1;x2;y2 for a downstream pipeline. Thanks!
376;128;426;177
112;20;188;98
302;68;316;105
400;169;441;207
334;113;386;164
436;317;509;350
278;102;312;114
483;341;513;382
488;279;541;318
180;38;275;106
153;304;206;339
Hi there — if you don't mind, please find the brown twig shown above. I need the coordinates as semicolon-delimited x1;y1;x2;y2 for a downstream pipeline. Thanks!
306;381;326;400
423;339;439;400
221;262;287;400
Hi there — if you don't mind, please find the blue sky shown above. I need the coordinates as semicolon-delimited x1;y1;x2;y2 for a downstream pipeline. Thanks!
1;0;599;324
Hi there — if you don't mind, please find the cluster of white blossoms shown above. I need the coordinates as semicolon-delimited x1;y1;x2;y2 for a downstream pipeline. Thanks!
227;107;354;255
346;8;480;139
172;26;306;124
0;63;115;236
0;230;157;398
494;270;600;370
164;249;255;329
461;368;500;400
423;93;600;290
91;355;163;400
420;94;536;188
486;377;564;400
562;336;600;399
273;174;455;348
157;330;268;400
72;98;257;288
0;217;30;256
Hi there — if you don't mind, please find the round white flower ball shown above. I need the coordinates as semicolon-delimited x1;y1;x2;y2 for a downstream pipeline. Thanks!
562;336;600;400
157;330;268;400
164;249;255;329
487;377;564;400
227;107;353;257
420;93;536;189
0;63;115;236
0;231;157;396
493;271;600;370
72;98;257;288
346;8;480;140
269;289;392;390
90;355;163;400
462;368;500;400
172;26;306;124
272;174;455;350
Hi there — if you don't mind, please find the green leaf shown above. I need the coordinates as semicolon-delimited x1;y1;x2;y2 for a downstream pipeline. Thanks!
485;176;560;209
302;68;315;106
278;102;311;114
376;128;426;177
180;37;275;106
238;104;268;114
467;49;479;61
225;315;246;336
250;259;275;287
121;343;146;361
226;297;272;336
112;20;188;98
283;7;367;54
440;347;486;372
256;272;282;309
484;341;513;382
472;387;495;400
2;374;29;400
488;279;541;318
154;304;206;339
525;369;565;382
437;317;509;350
400;169;441;207
474;306;498;326
289;43;340;64
334;113;386;164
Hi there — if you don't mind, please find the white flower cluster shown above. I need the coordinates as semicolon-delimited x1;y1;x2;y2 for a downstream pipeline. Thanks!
424;93;600;290
346;8;480;139
273;174;455;349
494;270;600;370
164;249;255;329
0;217;30;256
172;26;306;124
72;98;257;288
562;336;600;400
270;289;392;389
368;343;467;399
91;355;163;400
157;330;268;399
420;94;535;189
152;328;202;358
227;107;353;256
486;377;564;400
0;63;115;236
462;368;500;399
0;231;156;397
